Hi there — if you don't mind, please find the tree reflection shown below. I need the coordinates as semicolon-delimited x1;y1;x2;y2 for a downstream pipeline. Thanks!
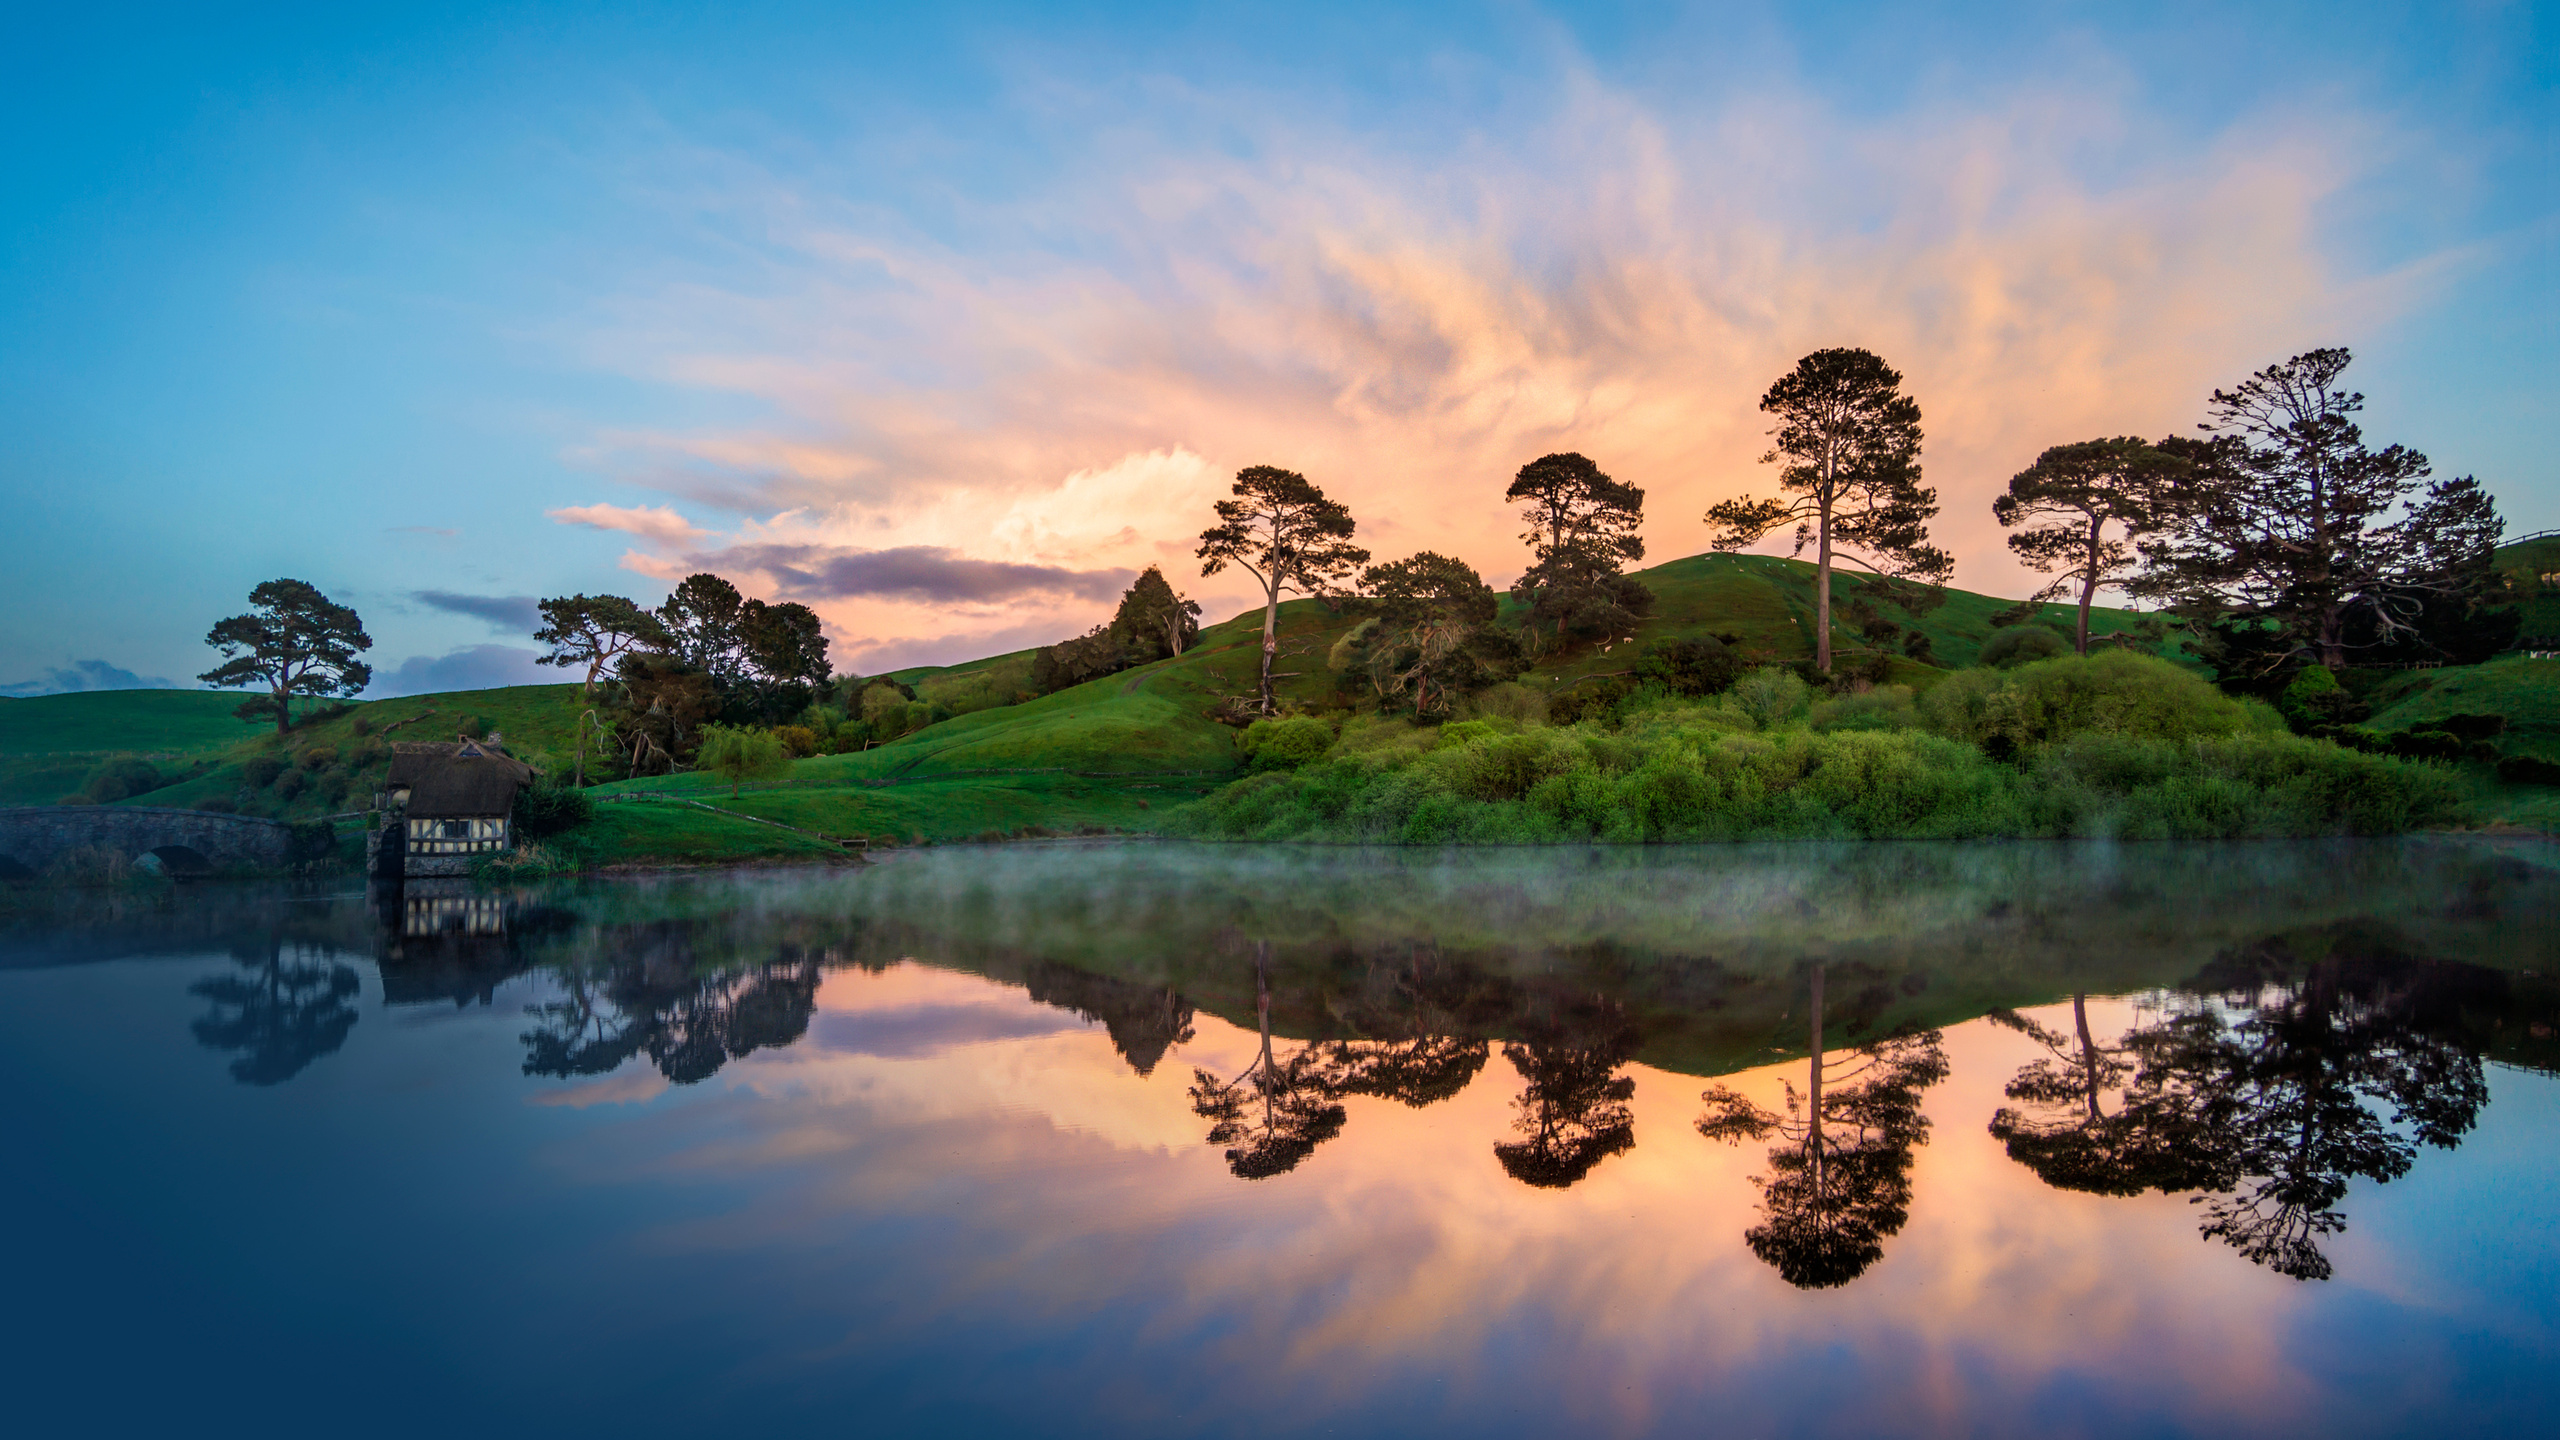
521;931;823;1085
1495;1000;1638;1189
1188;943;1347;1178
188;938;361;1086
1023;961;1196;1077
1699;965;1949;1288
1986;995;2220;1197
1988;927;2495;1281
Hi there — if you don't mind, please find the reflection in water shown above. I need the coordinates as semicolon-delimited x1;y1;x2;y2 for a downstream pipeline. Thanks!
1189;942;1349;1178
1496;1001;1638;1189
187;938;361;1086
1022;961;1196;1076
1992;925;2495;1281
1699;965;1949;1288
521;924;824;1085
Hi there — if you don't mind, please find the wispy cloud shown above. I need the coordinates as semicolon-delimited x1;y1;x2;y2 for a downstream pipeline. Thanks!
709;544;1130;606
546;58;2438;662
0;659;179;697
413;590;542;634
367;644;554;697
547;502;711;546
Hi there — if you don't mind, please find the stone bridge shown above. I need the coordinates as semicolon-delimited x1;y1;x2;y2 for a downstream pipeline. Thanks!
0;805;298;877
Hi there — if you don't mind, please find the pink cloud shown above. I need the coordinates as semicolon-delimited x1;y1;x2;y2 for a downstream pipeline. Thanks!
546;502;712;546
553;71;2444;655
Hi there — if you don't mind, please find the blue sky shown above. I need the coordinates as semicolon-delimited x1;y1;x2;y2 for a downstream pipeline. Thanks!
2;1;2551;694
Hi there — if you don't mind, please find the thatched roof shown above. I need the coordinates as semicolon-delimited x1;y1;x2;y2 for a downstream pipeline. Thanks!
394;740;533;818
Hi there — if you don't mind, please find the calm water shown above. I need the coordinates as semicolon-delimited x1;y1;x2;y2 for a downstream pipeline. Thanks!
7;840;2559;1439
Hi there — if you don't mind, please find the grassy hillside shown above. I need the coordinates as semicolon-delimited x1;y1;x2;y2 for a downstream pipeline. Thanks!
0;690;268;757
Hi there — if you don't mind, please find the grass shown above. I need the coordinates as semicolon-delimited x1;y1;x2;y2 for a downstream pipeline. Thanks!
0;689;272;756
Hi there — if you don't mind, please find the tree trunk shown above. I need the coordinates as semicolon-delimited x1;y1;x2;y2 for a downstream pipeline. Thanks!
1814;495;1835;674
2318;605;2346;670
1258;577;1282;716
2077;516;2102;655
1807;963;1826;1184
2074;993;2100;1120
271;678;292;733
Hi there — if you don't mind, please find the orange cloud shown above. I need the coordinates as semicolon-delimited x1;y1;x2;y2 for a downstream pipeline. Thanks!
559;75;2433;664
547;501;713;546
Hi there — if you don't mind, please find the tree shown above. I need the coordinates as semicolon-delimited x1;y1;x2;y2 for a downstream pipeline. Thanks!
1706;349;1950;673
1495;1032;1637;1189
606;653;722;775
657;573;748;683
694;724;791;798
1187;944;1349;1178
1506;453;1655;654
1992;438;2192;655
189;937;361;1085
1357;552;1515;717
1984;996;2220;1197
1697;965;1949;1288
198;579;373;732
2135;348;2506;673
532;594;671;697
1111;565;1203;661
1198;466;1369;716
738;598;832;711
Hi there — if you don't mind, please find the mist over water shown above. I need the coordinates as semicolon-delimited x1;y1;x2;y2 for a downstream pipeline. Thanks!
5;838;2557;1438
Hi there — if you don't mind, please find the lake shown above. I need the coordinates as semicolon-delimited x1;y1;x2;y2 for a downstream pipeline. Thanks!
6;839;2558;1438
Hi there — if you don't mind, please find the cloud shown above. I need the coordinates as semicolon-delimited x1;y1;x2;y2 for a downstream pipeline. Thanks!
710;544;1130;606
0;659;179;697
546;502;711;546
367;645;555;697
542;55;2443;662
413;590;542;634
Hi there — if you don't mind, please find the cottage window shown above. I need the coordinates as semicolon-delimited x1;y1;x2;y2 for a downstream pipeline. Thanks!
441;820;470;839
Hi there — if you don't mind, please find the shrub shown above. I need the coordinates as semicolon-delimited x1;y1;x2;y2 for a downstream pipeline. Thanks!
2498;754;2560;786
1631;636;1742;697
772;724;821;757
297;745;338;771
1730;667;1811;729
1921;651;2261;751
1238;715;1334;771
1458;681;1549;725
514;784;597;838
243;755;288;788
828;720;873;754
695;724;793;797
2278;665;2365;733
1810;685;1918;733
78;756;165;804
1978;626;2071;669
272;768;307;801
1548;680;1630;726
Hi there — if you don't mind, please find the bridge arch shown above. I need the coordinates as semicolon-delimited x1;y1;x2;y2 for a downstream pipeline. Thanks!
0;806;297;877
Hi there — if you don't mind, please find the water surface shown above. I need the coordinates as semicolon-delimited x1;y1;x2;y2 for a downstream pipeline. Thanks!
6;840;2557;1438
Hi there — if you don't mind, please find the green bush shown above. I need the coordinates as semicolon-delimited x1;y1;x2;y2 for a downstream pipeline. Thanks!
78;756;166;804
1810;685;1918;733
1166;685;2454;844
243;755;288;788
297;745;338;771
514;783;597;838
2278;665;2365;733
695;724;792;796
1979;626;2072;668
1921;650;2263;751
1729;667;1811;729
1237;715;1335;771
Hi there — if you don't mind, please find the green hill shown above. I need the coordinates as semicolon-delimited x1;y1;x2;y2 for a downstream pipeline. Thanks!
14;538;2557;859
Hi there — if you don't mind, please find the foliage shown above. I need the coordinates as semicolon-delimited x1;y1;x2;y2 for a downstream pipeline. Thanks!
1238;715;1334;771
1993;437;2192;654
694;723;793;797
2278;664;2366;735
652;572;832;720
1198;465;1370;715
1506;453;1655;654
1112;565;1204;659
78;755;166;803
1976;625;2071;669
1706;348;1950;672
514;782;597;839
533;594;670;696
199;578;374;732
1353;551;1517;716
1729;667;1811;728
2137;348;2507;673
607;653;722;774
1920;651;2270;752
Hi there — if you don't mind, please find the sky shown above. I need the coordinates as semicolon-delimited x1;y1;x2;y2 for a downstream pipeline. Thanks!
1;0;2551;696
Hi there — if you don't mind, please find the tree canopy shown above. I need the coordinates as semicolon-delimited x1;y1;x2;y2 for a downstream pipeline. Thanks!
1506;452;1655;653
198;578;374;732
1706;348;1949;672
533;594;670;697
1198;466;1369;715
1993;437;2192;655
2135;348;2507;673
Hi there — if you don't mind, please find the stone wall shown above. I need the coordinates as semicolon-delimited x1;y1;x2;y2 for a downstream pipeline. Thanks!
0;805;296;874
